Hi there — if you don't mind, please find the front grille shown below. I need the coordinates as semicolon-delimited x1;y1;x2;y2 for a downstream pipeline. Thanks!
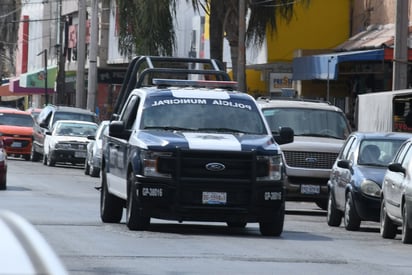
158;149;263;182
283;151;338;169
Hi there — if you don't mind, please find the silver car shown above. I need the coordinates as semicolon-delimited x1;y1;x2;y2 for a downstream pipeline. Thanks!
381;137;412;243
85;120;109;177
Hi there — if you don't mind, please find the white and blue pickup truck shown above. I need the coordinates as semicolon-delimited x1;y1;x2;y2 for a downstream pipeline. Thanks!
100;56;293;236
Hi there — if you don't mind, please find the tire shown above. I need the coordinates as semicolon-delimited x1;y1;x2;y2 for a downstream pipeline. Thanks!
100;169;123;223
315;199;328;211
23;154;30;161
90;166;100;178
42;153;47;165
126;171;150;230
327;191;342;227
380;198;397;239
259;201;285;236
30;145;40;162
0;175;6;190
227;222;247;228
344;192;361;231
47;151;56;167
402;204;412;244
84;161;90;175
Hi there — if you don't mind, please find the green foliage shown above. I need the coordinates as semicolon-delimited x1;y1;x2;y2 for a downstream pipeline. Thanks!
117;0;177;56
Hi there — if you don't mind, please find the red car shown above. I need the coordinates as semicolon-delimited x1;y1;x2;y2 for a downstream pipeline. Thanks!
0;139;7;190
0;108;34;161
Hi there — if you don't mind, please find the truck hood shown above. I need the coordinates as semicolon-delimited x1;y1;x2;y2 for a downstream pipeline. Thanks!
131;130;280;153
0;125;33;135
280;136;344;153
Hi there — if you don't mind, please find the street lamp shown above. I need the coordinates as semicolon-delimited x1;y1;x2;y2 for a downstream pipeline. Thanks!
37;49;48;105
326;56;335;102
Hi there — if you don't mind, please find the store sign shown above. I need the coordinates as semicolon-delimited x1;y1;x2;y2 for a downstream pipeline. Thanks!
269;73;293;93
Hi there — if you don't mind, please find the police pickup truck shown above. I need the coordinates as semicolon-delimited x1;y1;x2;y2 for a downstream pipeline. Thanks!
100;56;293;236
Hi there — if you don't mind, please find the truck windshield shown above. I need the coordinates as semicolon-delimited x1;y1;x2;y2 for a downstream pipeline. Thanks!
263;108;350;139
141;99;266;134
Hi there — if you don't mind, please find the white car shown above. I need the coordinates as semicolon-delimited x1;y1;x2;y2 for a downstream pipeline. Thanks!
85;120;109;177
43;120;98;167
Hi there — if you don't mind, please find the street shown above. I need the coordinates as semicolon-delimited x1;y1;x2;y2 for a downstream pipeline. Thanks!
1;157;412;275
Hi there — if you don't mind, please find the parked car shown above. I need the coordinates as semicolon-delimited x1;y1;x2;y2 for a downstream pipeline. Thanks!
327;132;412;231
43;120;98;166
0;139;7;190
380;137;412;243
26;107;42;120
0;210;68;274
32;105;98;161
0;108;35;160
85;120;109;177
258;97;352;210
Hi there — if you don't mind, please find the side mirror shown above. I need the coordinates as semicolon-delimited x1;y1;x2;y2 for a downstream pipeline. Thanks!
388;162;405;173
45;131;52;135
39;121;48;129
274;127;294;145
109;121;125;138
337;159;351;169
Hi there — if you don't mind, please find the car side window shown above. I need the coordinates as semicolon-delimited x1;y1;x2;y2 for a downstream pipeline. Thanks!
121;95;140;129
340;136;356;160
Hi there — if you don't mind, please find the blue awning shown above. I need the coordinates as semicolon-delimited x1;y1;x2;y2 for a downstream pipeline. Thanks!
292;49;384;80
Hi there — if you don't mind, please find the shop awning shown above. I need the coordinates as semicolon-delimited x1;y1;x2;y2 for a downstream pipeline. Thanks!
10;78;54;94
19;65;57;89
292;49;384;80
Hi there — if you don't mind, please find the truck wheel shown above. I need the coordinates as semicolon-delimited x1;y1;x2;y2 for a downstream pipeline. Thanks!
344;192;361;231
42;153;47;165
100;169;123;223
259;201;285;236
380;198;397;239
90;166;100;178
327;191;342;227
31;145;40;162
402;204;412;244
315;199;328;210
126;171;150;230
84;161;90;175
0;174;6;190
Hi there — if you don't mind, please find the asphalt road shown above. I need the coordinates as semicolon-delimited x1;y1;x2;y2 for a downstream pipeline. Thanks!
1;157;412;275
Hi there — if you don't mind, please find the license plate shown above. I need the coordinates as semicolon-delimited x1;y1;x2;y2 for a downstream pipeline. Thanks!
11;142;22;148
301;184;320;194
75;151;86;158
202;192;227;205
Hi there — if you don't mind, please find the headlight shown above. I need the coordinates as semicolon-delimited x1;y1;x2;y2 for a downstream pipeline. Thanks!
140;150;172;178
360;180;381;197
257;154;283;181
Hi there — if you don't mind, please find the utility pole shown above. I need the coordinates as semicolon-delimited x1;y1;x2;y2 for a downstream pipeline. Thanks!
55;0;65;105
237;0;246;92
37;49;48;105
76;0;87;108
86;0;98;113
392;0;409;90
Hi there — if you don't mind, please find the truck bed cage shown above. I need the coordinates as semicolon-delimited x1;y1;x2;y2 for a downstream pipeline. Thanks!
113;56;232;115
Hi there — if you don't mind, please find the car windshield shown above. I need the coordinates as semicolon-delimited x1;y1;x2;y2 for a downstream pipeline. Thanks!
358;139;406;166
55;123;97;137
141;98;266;134
52;112;96;126
262;107;350;139
0;113;34;127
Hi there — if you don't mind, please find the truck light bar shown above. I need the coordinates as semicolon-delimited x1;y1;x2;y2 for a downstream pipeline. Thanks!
152;78;238;89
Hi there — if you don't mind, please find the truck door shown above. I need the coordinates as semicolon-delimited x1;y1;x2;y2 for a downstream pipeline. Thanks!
106;95;140;198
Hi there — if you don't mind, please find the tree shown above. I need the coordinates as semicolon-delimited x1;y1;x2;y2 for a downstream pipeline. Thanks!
0;0;20;79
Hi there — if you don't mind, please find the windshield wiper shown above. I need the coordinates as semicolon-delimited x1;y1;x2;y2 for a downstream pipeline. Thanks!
198;127;250;134
296;133;341;139
144;126;196;131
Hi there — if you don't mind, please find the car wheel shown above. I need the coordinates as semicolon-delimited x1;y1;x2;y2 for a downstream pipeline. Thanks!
84;161;90;175
23;154;30;161
380;198;397;239
259;201;285;236
227;222;247;228
126;171;150;230
42;153;47;165
100;168;123;223
90;166;100;178
46;151;56;167
0;174;6;190
30;145;40;162
344;192;361;231
315;199;328;210
402;203;412;244
327;191;342;227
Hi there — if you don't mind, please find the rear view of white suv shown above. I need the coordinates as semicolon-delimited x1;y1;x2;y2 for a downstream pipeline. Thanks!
258;98;352;209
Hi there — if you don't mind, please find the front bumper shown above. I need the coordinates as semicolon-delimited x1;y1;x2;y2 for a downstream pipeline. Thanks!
50;149;87;164
352;190;380;222
284;175;329;202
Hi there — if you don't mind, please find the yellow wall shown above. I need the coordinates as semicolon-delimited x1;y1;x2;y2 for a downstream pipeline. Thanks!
247;0;351;96
267;0;351;62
